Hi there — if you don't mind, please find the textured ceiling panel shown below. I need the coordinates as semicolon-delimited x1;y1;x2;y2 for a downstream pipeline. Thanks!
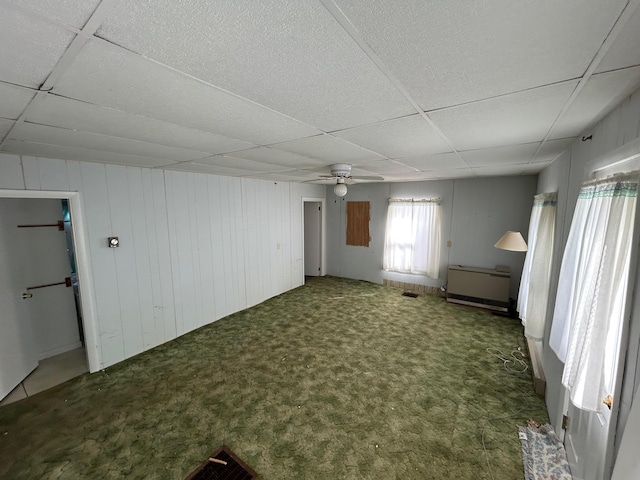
96;0;413;131
395;153;467;171
1;140;173;167
550;67;640;139
0;5;75;88
355;160;417;174
245;171;320;182
226;147;326;168
26;95;256;154
429;81;578;151
424;168;476;179
0;119;15;140
7;0;101;29
336;0;626;110
473;165;528;177
9;122;211;162
595;4;640;73
0;83;35;119
53;41;321;145
334;115;452;159
460;143;540;167
196;155;291;173
275;135;384;163
533;138;575;163
165;162;258;177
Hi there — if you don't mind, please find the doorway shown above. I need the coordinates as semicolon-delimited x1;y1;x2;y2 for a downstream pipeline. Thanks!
303;198;325;283
0;191;99;405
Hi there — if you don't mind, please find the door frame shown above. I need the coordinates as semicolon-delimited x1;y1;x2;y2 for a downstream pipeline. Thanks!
0;189;101;373
302;197;326;283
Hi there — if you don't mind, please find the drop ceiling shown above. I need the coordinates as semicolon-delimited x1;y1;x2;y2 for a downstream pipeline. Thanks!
1;0;640;183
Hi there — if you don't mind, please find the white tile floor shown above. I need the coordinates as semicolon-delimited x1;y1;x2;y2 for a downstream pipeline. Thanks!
0;348;88;406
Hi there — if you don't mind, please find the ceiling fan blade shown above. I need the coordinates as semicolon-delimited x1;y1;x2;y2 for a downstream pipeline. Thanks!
350;175;384;181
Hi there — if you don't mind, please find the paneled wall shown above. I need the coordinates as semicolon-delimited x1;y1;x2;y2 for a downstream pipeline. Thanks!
537;86;640;475
0;154;324;369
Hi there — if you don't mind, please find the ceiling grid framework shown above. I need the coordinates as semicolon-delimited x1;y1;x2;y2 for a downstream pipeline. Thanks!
0;0;640;183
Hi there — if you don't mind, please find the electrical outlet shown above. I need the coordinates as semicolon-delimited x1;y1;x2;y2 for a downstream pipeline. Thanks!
447;240;452;248
277;243;281;250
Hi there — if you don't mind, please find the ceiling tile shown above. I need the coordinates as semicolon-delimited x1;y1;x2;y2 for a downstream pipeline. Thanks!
429;81;578;150
0;5;75;88
595;4;640;73
275;135;384;164
333;115;452;158
7;0;101;29
1;139;173;167
355;160;417;175
460;143;540;167
336;0;627;110
96;0;413;131
195;155;291;173
164;162;256;176
52;40;321;145
0;119;15;140
0;83;35;120
473;165;528;177
245;171;319;182
550;67;640;139
224;147;326;169
9;123;211;162
533;138;575;163
395;153;468;171
25;94;256;154
425;168;476;180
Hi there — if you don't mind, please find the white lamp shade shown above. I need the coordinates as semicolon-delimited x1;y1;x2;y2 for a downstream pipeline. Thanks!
334;183;348;197
494;231;528;252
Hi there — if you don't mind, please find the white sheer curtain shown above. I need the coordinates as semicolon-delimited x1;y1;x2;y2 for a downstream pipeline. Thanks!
517;192;557;340
383;199;441;278
549;172;638;412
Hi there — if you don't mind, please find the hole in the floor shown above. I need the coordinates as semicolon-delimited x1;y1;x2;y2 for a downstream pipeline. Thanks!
184;445;258;480
402;292;419;298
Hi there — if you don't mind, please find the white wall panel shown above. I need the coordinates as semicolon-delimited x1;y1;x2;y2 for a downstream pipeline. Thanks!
193;174;215;327
0;154;24;189
105;166;144;358
79;162;123;367
36;157;70;191
207;174;227;321
126;168;156;351
21;156;41;190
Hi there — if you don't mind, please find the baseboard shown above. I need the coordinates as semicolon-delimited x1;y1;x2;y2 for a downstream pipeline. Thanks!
38;341;83;361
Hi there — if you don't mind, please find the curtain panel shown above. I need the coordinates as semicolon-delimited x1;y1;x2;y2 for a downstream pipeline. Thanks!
549;172;638;412
517;192;557;340
383;199;441;279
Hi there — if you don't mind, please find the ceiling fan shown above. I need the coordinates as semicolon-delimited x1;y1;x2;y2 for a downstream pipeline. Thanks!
316;164;384;197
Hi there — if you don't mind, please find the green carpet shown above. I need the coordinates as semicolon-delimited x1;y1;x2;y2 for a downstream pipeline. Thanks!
0;276;548;479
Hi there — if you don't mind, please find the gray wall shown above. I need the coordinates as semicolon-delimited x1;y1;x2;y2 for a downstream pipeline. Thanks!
326;175;537;298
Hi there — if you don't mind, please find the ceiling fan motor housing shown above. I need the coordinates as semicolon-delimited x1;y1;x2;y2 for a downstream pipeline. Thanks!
330;163;352;178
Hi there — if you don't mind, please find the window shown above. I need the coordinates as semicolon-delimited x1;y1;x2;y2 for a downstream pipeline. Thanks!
382;199;441;278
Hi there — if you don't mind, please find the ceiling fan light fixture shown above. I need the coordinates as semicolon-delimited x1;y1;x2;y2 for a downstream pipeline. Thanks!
334;178;348;197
